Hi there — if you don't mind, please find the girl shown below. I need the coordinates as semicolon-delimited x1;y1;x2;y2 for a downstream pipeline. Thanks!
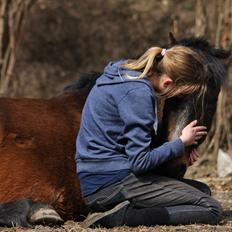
76;45;223;228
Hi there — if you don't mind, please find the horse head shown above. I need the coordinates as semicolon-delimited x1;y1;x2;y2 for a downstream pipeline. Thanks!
157;34;231;177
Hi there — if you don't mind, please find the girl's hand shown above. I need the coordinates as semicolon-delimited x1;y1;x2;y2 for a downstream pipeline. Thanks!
179;120;207;146
189;148;200;166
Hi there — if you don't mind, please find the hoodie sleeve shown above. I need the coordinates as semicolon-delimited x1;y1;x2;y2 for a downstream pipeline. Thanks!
118;86;185;175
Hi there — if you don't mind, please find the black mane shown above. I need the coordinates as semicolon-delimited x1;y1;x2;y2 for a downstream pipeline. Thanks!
63;72;101;93
177;37;231;59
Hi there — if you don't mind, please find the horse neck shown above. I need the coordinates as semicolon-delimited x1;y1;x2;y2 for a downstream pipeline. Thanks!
52;91;87;131
162;97;192;141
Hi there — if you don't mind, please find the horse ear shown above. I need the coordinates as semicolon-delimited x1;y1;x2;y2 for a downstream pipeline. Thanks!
169;32;178;45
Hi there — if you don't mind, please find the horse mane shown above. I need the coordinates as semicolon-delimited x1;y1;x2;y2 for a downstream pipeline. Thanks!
63;72;101;93
177;37;231;59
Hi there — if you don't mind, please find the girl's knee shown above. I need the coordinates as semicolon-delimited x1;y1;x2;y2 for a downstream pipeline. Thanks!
182;179;212;195
208;198;223;224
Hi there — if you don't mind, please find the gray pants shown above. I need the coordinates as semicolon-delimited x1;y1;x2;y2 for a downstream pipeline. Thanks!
85;173;223;225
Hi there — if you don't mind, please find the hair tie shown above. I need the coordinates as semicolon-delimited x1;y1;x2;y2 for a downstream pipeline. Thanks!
161;48;167;56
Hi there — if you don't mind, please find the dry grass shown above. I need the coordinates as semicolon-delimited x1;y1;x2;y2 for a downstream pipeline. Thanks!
0;177;231;232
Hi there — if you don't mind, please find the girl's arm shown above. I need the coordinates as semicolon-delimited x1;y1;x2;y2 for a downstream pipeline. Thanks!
118;86;185;175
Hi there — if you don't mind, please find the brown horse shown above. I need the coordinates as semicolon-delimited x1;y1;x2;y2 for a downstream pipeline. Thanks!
0;36;229;227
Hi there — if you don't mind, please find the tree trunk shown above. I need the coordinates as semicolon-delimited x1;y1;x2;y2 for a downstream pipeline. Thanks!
0;0;35;96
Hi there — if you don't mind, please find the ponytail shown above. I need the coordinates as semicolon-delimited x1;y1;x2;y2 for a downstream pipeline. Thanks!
121;47;163;78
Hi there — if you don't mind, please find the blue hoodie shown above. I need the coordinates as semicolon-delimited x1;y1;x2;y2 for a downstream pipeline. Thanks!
76;60;184;197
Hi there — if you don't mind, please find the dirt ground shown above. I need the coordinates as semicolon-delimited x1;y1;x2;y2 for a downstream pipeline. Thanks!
0;175;231;232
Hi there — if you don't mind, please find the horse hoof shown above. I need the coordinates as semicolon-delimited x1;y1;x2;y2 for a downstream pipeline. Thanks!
29;208;64;226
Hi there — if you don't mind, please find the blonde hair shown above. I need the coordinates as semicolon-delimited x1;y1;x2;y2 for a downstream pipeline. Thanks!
121;45;207;99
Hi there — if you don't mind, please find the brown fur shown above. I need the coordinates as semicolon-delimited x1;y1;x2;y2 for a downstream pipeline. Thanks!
0;91;88;220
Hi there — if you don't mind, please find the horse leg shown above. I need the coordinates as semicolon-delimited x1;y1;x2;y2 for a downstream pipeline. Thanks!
0;198;63;227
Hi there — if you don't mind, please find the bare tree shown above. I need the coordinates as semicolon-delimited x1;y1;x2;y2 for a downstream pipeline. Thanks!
0;0;35;95
195;0;207;36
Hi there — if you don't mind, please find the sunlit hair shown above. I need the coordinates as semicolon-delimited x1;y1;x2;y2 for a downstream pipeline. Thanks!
121;45;207;99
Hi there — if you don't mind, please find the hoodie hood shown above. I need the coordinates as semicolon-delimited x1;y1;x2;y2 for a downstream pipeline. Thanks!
96;60;152;89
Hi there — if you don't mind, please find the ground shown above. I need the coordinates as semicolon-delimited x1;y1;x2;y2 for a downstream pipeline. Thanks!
0;175;231;232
